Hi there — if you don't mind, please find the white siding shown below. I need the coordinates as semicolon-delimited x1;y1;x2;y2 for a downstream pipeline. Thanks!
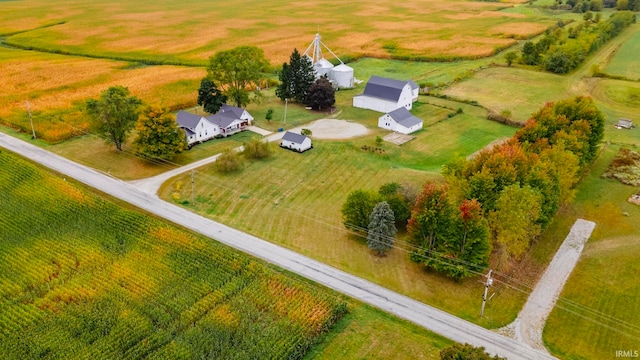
281;138;312;152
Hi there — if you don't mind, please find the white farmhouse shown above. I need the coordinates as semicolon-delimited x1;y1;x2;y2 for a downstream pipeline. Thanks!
176;111;217;146
378;107;423;134
353;76;415;113
218;104;254;124
280;131;312;152
177;106;253;147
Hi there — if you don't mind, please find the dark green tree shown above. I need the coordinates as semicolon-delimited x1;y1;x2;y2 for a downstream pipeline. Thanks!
134;107;186;161
521;42;539;65
276;62;293;101
306;77;335;111
379;182;413;229
207;46;270;107
265;108;274;123
86;86;142;151
544;48;573;74
276;49;315;103
197;78;227;114
366;202;397;256
341;190;381;232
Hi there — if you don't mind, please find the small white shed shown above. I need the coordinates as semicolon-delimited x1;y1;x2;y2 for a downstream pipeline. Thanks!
281;131;312;152
378;107;423;135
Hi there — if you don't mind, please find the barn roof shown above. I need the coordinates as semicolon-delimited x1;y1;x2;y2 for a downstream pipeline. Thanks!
282;131;309;144
387;107;422;128
176;111;203;130
362;76;409;102
407;79;419;90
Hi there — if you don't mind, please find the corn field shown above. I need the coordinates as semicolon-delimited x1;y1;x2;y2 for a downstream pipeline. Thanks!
0;150;346;359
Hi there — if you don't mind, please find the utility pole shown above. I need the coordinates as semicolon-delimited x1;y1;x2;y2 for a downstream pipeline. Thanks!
480;269;493;317
191;170;195;206
283;98;288;126
26;100;36;140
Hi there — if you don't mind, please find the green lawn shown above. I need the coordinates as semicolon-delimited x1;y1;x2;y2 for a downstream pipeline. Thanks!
48;130;260;180
159;121;526;329
604;28;640;80
443;66;571;122
543;145;640;359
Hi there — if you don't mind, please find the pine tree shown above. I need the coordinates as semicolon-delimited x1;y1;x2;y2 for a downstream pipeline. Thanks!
276;49;316;103
367;202;397;256
276;62;292;101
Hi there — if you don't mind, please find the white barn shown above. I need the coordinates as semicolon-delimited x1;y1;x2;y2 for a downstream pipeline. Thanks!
280;131;312;152
378;107;423;134
353;76;415;113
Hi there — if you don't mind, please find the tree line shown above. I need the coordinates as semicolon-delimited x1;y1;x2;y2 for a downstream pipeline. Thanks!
510;11;636;73
342;96;605;280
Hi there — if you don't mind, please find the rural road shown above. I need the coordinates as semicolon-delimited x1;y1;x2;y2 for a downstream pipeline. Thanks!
0;132;555;360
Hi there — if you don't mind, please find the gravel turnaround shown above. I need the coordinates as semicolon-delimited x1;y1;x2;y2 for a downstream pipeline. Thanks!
0;132;555;360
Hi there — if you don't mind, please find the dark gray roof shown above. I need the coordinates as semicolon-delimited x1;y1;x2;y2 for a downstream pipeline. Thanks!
219;104;245;118
282;131;309;144
362;76;409;102
206;114;236;128
176;111;203;130
407;79;419;90
387;107;422;128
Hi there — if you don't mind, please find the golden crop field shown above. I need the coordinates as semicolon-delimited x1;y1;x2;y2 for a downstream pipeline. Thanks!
0;0;556;142
0;0;552;64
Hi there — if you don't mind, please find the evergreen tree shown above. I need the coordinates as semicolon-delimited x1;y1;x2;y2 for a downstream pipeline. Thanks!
378;182;413;229
134;107;186;161
276;49;315;103
367;202;397;256
276;62;293;101
197;78;227;114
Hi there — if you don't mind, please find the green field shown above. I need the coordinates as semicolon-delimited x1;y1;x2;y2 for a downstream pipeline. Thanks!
542;145;640;359
604;29;640;80
0;150;348;359
0;149;457;359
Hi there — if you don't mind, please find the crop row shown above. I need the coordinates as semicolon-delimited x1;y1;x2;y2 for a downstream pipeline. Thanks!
0;150;347;359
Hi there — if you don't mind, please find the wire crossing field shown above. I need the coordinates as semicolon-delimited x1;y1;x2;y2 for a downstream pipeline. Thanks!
0;151;346;359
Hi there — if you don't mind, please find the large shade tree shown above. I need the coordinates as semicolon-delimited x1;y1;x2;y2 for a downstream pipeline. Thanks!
207;46;270;108
134;107;186;161
86;86;142;151
305;77;335;111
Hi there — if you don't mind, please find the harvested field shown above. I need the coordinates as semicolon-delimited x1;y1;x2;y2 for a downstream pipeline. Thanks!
0;0;557;64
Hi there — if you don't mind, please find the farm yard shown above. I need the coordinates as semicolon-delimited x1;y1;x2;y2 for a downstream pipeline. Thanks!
1;0;640;359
